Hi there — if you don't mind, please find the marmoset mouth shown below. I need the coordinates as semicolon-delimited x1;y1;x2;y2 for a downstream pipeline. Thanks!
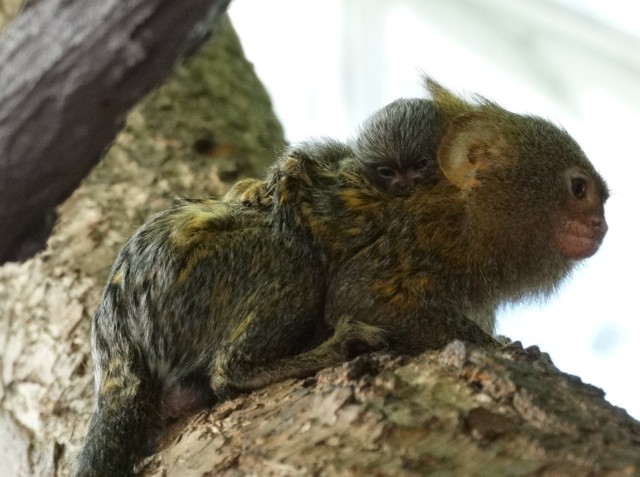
556;219;607;259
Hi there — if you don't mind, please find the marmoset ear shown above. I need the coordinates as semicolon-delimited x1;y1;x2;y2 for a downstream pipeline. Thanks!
437;112;511;191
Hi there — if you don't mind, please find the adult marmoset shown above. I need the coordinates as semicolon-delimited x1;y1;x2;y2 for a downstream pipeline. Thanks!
75;195;388;476
267;77;608;343
75;78;608;476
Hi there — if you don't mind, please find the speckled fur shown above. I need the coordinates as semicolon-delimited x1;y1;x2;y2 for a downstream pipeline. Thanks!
76;79;608;476
264;77;608;352
77;200;387;475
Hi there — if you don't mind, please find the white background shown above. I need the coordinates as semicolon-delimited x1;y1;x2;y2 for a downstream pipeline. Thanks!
229;0;640;420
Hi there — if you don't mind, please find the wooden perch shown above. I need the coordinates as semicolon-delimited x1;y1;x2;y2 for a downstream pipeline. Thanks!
0;0;230;264
146;342;640;476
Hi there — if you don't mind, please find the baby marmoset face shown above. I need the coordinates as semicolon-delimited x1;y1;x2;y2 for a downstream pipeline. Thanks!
370;156;433;195
353;97;445;195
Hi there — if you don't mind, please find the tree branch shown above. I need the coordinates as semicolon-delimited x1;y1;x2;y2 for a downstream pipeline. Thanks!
147;342;640;475
0;0;230;263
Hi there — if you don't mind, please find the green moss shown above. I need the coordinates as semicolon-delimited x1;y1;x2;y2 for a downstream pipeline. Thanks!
140;15;286;181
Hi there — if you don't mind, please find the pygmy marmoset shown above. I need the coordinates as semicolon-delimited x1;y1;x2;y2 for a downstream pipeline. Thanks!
226;93;444;206
75;78;608;476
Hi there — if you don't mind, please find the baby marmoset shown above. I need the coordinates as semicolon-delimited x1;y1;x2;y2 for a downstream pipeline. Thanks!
352;96;444;194
225;91;446;206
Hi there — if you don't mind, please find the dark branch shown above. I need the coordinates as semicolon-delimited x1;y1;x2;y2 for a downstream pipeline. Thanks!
0;0;231;264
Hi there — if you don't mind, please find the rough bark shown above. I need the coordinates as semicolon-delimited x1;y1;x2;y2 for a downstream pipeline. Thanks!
0;0;231;263
147;343;640;476
0;15;284;476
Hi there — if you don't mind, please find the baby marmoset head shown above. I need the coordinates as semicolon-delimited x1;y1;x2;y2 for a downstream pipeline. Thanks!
352;96;446;195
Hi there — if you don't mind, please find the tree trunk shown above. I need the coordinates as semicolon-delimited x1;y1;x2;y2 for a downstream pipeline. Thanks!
0;14;284;475
0;0;230;263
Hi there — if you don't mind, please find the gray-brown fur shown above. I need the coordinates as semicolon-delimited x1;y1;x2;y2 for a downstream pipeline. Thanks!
225;94;446;207
76;199;388;475
265;77;608;346
76;79;608;475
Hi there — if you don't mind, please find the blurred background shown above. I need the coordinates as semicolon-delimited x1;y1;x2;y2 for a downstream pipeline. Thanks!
229;0;640;419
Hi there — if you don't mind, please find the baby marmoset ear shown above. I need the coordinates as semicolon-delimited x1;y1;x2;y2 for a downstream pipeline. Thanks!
437;112;511;191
